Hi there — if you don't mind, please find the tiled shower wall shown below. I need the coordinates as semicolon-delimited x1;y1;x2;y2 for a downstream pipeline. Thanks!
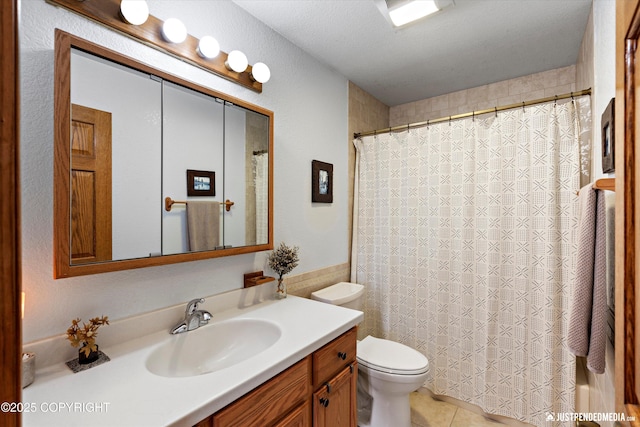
389;65;578;127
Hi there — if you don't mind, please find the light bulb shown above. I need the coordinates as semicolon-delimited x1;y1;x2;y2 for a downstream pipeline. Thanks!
197;36;220;59
120;0;149;26
161;18;187;44
225;50;248;73
251;62;271;83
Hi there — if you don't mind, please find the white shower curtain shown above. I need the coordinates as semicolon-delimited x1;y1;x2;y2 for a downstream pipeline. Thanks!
352;97;591;427
253;152;269;244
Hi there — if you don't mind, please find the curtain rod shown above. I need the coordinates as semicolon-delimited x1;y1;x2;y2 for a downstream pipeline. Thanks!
353;88;592;139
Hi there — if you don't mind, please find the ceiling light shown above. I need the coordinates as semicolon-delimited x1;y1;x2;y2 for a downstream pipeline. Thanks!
197;36;220;59
119;0;149;26
225;50;248;73
388;0;439;27
161;18;187;43
251;62;271;83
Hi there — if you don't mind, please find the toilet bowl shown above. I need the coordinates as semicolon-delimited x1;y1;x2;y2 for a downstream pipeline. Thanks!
310;282;429;427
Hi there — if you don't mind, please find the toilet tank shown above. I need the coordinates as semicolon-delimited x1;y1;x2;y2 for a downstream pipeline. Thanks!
310;282;364;310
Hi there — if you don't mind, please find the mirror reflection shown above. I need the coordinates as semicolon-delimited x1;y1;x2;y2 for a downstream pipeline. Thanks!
55;31;273;278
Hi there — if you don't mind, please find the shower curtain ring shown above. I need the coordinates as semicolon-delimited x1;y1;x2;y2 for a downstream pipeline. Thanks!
494;107;497;117
449;116;452;126
522;101;525;111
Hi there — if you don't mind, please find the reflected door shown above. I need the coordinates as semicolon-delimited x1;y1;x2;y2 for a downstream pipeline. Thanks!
70;104;112;264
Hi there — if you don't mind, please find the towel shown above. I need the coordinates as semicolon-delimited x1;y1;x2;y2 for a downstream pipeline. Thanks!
186;201;220;251
568;184;608;373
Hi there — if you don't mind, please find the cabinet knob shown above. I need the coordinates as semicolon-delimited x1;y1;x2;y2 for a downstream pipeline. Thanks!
319;397;330;407
338;351;347;360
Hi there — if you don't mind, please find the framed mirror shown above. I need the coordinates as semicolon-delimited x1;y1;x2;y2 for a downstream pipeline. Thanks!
54;30;273;278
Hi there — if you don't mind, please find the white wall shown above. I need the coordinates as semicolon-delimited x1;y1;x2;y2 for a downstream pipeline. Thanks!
20;0;349;342
588;1;617;424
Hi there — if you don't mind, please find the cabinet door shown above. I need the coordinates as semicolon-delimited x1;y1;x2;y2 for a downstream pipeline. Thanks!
273;401;311;427
313;363;357;427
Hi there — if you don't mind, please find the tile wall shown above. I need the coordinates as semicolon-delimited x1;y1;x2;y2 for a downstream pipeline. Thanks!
390;65;578;127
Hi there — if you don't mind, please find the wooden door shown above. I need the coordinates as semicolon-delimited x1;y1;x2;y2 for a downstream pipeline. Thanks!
313;363;357;427
0;0;21;425
616;1;640;425
70;104;112;263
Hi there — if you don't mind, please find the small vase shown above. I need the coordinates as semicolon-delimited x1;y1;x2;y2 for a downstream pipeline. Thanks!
78;345;100;365
276;278;287;299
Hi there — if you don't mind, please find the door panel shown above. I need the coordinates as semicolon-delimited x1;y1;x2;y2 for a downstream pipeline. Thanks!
617;0;640;424
71;104;112;264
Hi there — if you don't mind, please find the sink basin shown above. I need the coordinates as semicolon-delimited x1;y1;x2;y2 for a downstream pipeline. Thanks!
146;318;282;377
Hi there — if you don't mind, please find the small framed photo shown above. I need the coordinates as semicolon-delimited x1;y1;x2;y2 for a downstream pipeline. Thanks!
601;98;615;174
187;169;215;197
312;160;333;203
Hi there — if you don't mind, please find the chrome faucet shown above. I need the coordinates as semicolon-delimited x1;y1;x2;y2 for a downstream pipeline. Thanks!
170;298;212;334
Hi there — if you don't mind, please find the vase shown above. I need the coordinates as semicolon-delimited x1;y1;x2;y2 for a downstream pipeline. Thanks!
78;345;100;365
276;278;287;299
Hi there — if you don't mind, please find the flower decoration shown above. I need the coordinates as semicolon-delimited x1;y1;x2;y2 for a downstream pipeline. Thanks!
66;316;109;357
267;242;300;280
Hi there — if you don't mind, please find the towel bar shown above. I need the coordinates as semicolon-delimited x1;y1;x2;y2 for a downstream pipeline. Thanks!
164;197;235;212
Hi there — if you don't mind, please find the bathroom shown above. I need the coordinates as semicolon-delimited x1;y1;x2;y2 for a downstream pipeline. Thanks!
1;0;633;426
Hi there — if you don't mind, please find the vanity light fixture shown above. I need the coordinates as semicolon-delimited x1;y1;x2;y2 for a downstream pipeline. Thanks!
225;50;248;73
47;0;268;92
119;0;149;26
197;36;220;59
161;18;187;43
251;62;271;84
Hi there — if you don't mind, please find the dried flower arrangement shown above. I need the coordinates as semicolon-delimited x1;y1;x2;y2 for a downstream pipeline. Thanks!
267;242;300;280
267;242;299;299
66;316;109;357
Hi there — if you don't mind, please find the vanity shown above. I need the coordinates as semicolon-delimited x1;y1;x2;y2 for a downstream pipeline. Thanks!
22;287;363;426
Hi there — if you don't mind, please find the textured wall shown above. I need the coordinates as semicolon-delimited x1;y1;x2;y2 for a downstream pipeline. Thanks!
390;65;577;127
20;0;349;342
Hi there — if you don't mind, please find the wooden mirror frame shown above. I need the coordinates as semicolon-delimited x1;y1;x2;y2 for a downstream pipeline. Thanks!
53;30;273;279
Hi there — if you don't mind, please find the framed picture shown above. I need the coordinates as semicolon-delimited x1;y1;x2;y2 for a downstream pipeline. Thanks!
187;169;215;197
601;97;615;174
312;160;333;203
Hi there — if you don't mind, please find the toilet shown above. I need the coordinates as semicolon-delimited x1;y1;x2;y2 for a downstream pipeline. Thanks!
311;282;429;427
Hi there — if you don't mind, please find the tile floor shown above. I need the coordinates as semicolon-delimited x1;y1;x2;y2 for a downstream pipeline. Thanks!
410;391;514;427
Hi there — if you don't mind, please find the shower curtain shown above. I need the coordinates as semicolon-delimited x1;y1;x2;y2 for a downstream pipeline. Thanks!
352;97;591;427
253;152;269;244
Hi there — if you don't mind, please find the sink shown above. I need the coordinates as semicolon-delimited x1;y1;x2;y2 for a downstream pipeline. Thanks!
146;318;282;378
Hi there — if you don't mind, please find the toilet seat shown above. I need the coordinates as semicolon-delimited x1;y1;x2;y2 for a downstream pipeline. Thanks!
357;336;429;375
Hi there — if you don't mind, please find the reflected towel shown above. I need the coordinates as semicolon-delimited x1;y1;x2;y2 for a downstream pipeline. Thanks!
187;201;220;251
568;184;607;374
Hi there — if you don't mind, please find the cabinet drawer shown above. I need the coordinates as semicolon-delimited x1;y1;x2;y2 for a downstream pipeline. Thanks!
312;327;357;389
213;356;311;427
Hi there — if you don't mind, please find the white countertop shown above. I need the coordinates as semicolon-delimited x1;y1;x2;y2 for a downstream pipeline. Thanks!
22;295;363;427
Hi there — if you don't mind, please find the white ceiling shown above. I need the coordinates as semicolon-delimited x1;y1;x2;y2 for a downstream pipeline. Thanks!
233;0;592;106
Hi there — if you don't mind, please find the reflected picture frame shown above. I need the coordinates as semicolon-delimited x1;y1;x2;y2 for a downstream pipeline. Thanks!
312;160;333;203
601;97;615;174
187;169;215;197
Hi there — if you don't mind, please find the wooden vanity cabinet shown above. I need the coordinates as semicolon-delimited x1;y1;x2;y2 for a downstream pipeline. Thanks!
195;327;357;427
312;363;357;427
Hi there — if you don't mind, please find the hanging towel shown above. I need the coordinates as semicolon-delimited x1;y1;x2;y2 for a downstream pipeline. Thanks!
568;184;608;373
187;201;220;251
